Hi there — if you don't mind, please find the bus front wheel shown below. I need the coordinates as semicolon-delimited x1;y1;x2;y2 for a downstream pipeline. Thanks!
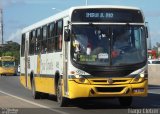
118;97;132;107
56;78;68;107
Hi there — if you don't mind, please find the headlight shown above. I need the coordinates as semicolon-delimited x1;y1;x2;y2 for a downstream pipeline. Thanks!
69;75;90;84
130;65;148;84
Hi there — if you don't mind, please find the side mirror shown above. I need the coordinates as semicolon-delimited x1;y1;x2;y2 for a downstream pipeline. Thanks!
145;27;148;38
145;22;149;38
64;29;70;41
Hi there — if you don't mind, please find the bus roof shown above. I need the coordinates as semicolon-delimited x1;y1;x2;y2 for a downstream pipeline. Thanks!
71;5;141;10
22;5;142;33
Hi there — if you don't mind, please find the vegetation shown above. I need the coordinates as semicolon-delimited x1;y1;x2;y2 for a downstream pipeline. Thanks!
152;42;160;58
0;41;20;65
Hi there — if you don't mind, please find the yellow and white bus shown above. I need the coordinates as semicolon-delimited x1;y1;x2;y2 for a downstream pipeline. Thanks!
0;56;17;76
20;5;148;107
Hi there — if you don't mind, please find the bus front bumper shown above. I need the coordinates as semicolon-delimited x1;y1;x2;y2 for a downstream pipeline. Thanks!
67;79;148;99
0;68;16;76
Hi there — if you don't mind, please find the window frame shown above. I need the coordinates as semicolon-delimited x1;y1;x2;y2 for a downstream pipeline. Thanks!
47;22;56;53
29;30;36;55
21;34;25;57
41;25;48;54
55;20;63;52
35;27;42;54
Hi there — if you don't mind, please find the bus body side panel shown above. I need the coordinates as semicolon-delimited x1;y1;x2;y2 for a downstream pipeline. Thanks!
34;76;55;94
20;56;25;87
33;52;59;95
31;52;63;95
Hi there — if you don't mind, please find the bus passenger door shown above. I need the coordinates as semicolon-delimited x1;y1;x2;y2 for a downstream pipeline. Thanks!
63;17;69;96
24;33;29;88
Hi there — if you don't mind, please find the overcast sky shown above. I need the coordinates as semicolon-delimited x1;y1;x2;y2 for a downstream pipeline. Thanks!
0;0;160;47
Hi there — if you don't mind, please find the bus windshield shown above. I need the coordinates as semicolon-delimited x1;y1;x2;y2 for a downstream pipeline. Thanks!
71;25;146;66
2;61;15;67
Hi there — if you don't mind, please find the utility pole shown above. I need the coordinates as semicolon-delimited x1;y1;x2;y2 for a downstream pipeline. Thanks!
0;8;3;45
85;0;88;6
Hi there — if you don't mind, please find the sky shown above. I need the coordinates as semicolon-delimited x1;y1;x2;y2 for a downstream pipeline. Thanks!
0;0;160;47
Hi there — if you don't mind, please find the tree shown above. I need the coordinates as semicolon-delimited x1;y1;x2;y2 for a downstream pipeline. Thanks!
2;51;13;56
152;42;160;58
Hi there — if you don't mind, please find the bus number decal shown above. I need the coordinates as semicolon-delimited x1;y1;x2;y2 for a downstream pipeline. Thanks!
76;70;85;75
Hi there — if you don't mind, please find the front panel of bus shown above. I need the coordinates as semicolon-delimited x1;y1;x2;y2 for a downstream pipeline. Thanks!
67;8;148;99
0;57;16;75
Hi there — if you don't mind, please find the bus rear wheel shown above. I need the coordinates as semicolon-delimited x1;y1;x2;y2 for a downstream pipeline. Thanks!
118;97;132;107
31;79;41;99
56;78;68;107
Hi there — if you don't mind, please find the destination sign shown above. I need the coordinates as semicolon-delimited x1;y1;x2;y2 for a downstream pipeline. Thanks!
71;9;144;23
86;12;114;18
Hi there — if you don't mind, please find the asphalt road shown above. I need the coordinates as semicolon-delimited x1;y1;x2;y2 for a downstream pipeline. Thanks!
0;76;160;114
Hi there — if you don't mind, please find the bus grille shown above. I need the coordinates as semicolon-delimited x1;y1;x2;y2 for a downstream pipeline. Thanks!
96;87;124;92
89;78;132;85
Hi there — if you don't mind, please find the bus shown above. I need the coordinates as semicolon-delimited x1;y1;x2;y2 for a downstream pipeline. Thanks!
20;5;148;107
0;56;17;76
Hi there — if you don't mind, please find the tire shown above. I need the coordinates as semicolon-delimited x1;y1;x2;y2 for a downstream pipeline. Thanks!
31;78;41;99
119;97;132;107
56;78;68;107
41;93;49;99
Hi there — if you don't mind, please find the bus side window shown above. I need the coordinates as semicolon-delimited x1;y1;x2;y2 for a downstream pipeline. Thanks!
47;22;55;53
29;30;36;55
41;25;47;54
21;34;25;57
35;28;41;54
56;20;63;51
